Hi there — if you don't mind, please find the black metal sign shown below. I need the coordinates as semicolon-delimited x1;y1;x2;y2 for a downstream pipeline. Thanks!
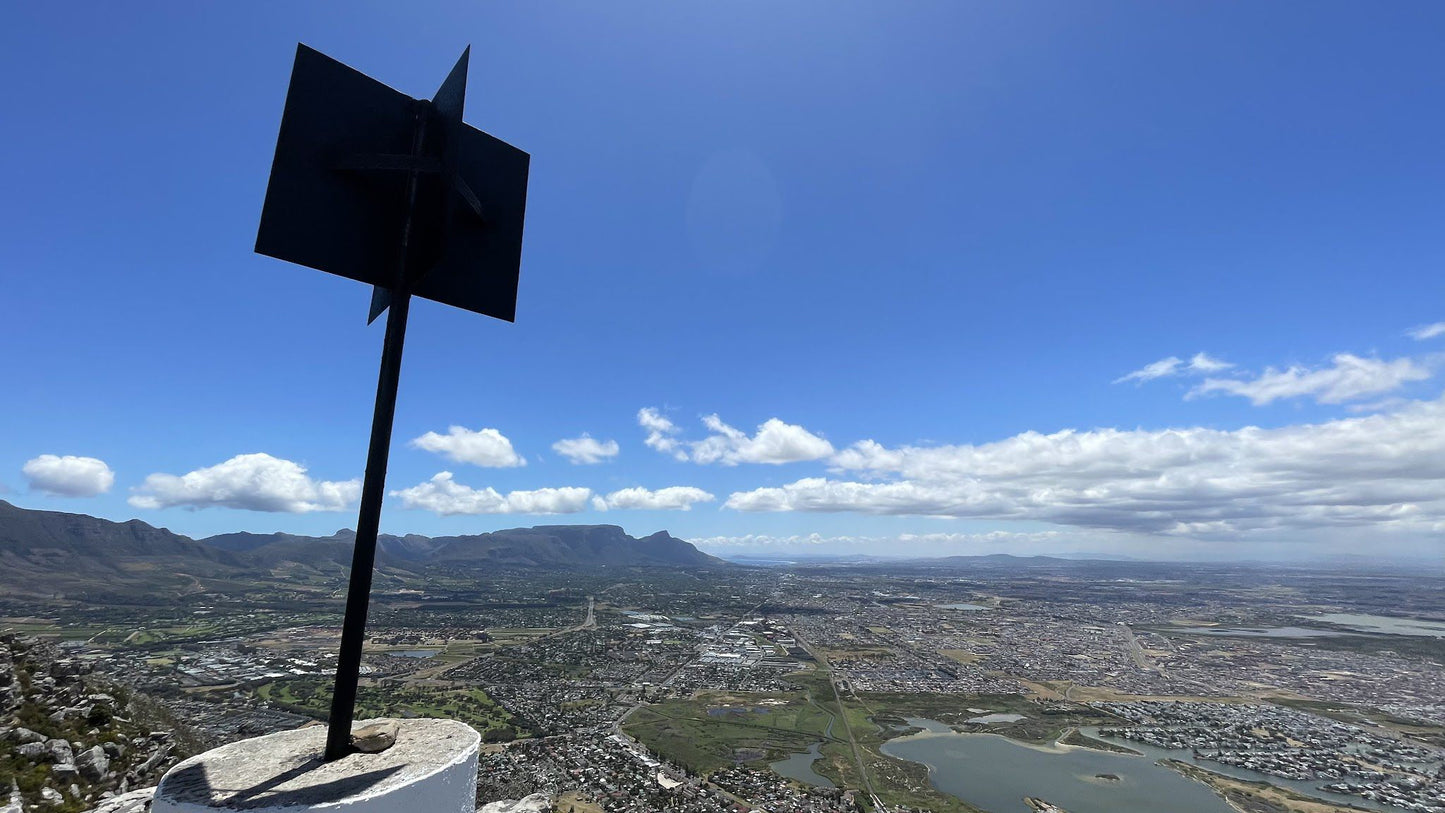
255;43;529;760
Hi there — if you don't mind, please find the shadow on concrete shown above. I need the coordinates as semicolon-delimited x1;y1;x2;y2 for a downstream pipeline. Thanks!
161;757;404;809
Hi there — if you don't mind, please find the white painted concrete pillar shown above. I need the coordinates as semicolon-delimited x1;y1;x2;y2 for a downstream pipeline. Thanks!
151;719;479;813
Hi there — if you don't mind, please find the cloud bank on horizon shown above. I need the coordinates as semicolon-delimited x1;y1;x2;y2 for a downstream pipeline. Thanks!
728;396;1445;539
17;328;1445;553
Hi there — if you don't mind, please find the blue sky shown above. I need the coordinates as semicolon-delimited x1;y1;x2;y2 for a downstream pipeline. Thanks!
4;3;1445;561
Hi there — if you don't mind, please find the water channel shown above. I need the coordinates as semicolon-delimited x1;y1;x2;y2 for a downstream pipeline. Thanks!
770;742;836;788
769;700;839;788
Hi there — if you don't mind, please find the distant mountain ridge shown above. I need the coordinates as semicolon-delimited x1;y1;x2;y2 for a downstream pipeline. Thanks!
199;522;723;569
0;500;725;597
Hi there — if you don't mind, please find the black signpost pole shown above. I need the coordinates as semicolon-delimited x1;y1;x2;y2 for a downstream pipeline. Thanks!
324;287;410;761
324;101;427;762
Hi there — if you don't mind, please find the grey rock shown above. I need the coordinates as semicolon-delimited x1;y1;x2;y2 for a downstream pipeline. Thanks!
50;659;80;678
103;740;126;759
479;793;553;813
52;762;79;780
136;743;172;775
15;741;47;759
40;787;64;804
77;744;110;780
49;737;75;764
350;720;399;753
13;727;46;743
83;787;155;813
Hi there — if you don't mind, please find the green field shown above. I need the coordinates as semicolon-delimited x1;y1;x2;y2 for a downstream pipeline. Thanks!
624;686;837;774
253;680;525;741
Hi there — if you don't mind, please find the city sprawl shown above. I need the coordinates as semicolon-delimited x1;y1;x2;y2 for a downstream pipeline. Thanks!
3;559;1444;813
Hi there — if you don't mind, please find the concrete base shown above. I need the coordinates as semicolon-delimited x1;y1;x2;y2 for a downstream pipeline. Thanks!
151;719;479;813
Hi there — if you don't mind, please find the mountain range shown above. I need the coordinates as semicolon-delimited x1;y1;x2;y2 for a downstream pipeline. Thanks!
0;500;724;599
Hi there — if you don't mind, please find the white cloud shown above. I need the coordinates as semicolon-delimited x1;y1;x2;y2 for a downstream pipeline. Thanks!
1191;353;1430;405
390;473;590;516
1188;352;1233;373
129;453;359;512
1115;352;1232;384
1408;322;1445;341
551;434;620;465
1115;356;1182;383
723;395;1445;539
689;415;834;465
640;409;835;465
638;408;686;460
598;486;715;511
410;426;525;468
22;455;114;497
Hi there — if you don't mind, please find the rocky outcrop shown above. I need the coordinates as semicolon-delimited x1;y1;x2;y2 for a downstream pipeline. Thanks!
0;634;182;811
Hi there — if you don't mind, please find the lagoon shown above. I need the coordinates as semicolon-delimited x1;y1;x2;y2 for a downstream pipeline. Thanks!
881;721;1236;813
1305;612;1445;637
879;719;1395;813
1168;625;1347;638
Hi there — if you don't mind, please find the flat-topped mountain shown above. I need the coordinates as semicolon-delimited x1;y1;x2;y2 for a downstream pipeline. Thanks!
0;500;725;598
422;525;723;568
201;523;722;568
